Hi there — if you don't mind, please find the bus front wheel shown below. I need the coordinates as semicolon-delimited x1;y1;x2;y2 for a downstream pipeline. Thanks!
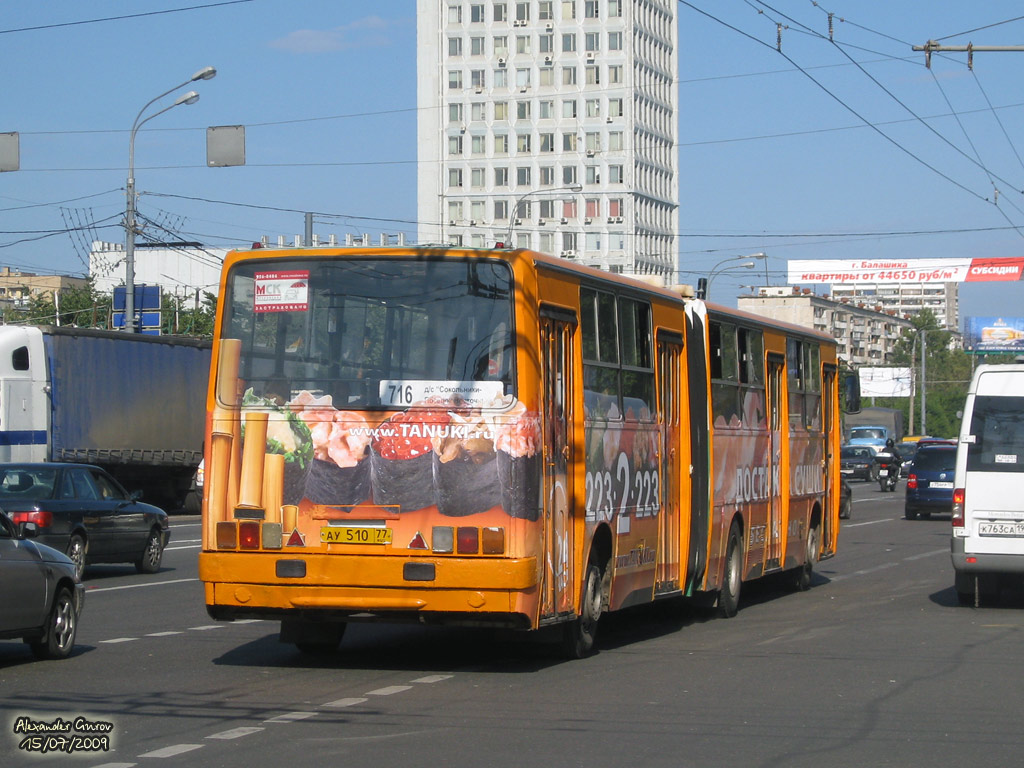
718;523;743;618
562;563;603;659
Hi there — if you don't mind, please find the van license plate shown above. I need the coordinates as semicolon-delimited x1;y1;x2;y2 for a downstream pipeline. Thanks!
978;522;1024;537
321;526;392;545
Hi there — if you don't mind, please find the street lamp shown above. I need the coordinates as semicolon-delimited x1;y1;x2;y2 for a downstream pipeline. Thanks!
505;184;583;247
124;66;216;332
696;252;766;299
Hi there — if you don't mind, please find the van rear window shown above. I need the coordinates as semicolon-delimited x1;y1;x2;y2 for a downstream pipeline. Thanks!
967;395;1024;473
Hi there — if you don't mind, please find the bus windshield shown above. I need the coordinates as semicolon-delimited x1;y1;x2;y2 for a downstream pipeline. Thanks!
220;257;515;408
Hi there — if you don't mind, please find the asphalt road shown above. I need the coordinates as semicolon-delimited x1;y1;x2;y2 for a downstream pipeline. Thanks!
3;481;1023;767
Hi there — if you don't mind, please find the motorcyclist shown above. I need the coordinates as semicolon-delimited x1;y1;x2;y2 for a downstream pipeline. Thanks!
876;438;904;489
883;437;903;464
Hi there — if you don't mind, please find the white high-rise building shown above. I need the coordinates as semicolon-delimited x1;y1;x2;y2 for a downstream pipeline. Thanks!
416;0;678;276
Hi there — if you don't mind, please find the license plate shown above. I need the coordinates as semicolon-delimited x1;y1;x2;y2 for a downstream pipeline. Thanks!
840;468;853;475
930;481;953;489
320;526;392;545
979;522;1024;537
878;469;888;477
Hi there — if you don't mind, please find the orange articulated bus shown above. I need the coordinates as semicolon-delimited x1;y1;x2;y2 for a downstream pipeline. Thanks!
199;246;848;657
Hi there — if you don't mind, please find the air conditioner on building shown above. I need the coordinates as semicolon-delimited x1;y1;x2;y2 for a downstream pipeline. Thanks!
545;22;553;29
560;217;569;224
449;220;457;226
584;218;592;224
538;218;546;225
561;250;576;258
587;52;595;60
586;149;594;157
544;56;552;64
498;57;506;65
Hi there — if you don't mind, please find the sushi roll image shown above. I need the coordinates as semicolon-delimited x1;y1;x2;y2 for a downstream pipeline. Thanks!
493;401;543;521
241;388;313;505
370;403;451;513
291;391;372;508
432;408;501;517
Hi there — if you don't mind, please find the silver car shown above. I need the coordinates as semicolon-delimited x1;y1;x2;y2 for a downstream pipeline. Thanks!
0;509;84;659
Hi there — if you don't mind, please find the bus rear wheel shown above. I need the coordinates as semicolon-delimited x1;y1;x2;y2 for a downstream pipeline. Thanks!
281;618;347;655
561;563;603;659
718;523;742;618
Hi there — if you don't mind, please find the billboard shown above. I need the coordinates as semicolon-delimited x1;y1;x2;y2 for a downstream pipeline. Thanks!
858;367;913;398
965;316;1024;354
787;257;1024;285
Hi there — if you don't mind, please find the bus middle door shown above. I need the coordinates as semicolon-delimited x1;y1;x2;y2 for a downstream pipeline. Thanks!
766;354;787;571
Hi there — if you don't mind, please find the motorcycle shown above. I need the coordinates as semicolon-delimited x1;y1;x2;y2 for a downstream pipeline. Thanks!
874;451;901;492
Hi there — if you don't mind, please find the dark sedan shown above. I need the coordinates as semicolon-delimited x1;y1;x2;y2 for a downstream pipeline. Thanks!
0;463;170;580
841;445;878;481
0;509;84;659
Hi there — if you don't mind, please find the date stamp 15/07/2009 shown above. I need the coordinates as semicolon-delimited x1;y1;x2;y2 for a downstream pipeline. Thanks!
13;715;113;755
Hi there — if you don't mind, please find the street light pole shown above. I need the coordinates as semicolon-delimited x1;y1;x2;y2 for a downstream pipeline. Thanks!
124;66;216;333
505;184;583;247
697;252;766;299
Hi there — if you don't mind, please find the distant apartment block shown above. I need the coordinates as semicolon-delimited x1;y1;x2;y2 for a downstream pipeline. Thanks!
417;0;679;277
0;267;87;309
829;282;959;332
738;287;915;368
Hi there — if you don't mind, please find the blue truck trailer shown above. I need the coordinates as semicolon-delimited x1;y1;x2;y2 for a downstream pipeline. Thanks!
0;325;211;510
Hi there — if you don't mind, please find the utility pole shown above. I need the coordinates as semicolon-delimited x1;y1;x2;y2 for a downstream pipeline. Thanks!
921;331;928;436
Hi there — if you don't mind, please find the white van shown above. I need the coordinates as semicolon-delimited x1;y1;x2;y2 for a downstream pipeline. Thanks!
952;364;1024;605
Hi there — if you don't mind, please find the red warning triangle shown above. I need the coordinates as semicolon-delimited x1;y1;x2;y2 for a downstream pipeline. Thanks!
408;531;428;550
286;528;305;547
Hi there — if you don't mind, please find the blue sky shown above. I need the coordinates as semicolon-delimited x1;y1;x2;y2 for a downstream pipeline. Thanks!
2;1;1023;326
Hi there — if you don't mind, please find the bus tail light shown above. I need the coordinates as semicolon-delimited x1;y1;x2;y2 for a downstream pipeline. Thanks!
432;527;454;554
216;521;237;549
457;527;479;554
12;509;53;528
239;521;261;550
481;527;505;554
906;473;918;490
952;488;965;527
431;526;505;555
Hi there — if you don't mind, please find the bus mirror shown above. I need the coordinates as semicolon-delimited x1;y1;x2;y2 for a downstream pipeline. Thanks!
843;373;861;413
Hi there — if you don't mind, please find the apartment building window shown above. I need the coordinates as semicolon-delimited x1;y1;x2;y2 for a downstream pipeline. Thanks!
494;35;508;56
539;199;556;217
471;234;486;248
539;67;554;85
585;65;600;85
585;131;600;150
539;33;554;53
516;35;531;54
449;103;463;123
516;133;531;153
608;64;622;83
494;199;509;219
494;167;509;187
585;32;600;51
471;36;485;55
586;198;600;218
608;0;621;17
448;234;463;246
448;135;463;155
608;98;623;117
586;232;601;251
493;2;507;22
516;166;532;186
609;231;625;250
539;99;554;118
494;134;509;153
562;66;577;85
471;135;486;154
585;99;600;118
609;197;623;217
471;168;486;187
609;164;623;183
516;68;531;87
563;165;578;185
448;71;463;89
448;201;463;221
448;5;463;23
562;232;577;253
608;131;623;150
562;33;577;52
471;103;486;121
608;31;622;50
540;132;555;152
539;0;554;19
562;99;577;118
471;4;485;22
448;37;463;56
517;101;531;120
585;165;599;184
494;101;508;120
562;1;576;19
540;232;555;253
448;168;463;188
471;69;485;88
515;1;530;21
540;166;556;185
562;132;577;150
494;68;508;87
585;0;599;19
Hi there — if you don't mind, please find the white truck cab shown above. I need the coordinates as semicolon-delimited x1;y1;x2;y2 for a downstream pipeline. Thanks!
952;364;1024;605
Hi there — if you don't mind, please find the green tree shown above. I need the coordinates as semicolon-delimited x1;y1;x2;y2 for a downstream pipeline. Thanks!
15;282;112;328
160;290;217;338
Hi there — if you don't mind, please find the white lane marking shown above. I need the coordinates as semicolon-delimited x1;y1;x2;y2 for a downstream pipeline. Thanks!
366;685;413;696
138;744;203;758
412;675;453;684
830;562;899;582
324;697;369;708
146;631;183;637
263;712;317;723
87;578;198;594
905;549;948;561
99;637;137;644
166;545;202;551
206;727;264;740
91;763;137;768
843;518;896;528
188;625;223;631
233;619;265;624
